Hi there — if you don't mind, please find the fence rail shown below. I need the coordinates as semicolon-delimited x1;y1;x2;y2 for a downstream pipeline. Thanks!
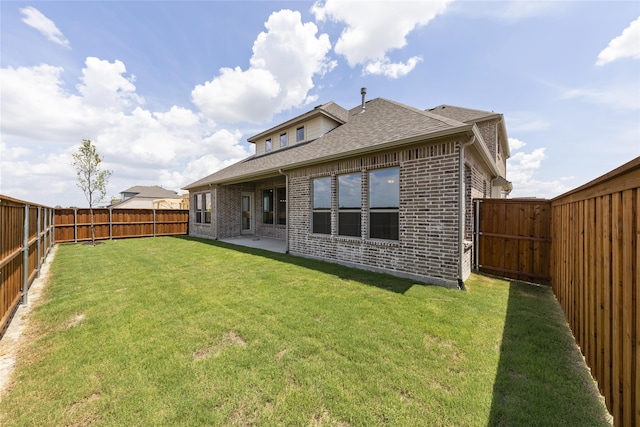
0;195;54;336
53;208;189;243
551;157;639;427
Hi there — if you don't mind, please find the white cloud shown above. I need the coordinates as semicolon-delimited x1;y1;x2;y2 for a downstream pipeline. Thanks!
363;56;423;79
508;137;526;151
312;0;451;78
0;58;147;141
507;146;570;199
20;6;70;48
596;16;640;66
192;10;333;124
77;57;144;109
1;57;252;207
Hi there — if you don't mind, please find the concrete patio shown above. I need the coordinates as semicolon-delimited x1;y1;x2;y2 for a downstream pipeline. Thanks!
218;235;287;254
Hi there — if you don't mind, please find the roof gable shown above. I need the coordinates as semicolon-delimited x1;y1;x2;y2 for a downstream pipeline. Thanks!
184;98;472;189
248;101;349;143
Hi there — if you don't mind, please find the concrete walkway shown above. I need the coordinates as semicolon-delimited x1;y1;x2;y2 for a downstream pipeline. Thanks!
219;235;287;254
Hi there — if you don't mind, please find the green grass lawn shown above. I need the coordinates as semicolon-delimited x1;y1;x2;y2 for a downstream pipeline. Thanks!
0;237;610;426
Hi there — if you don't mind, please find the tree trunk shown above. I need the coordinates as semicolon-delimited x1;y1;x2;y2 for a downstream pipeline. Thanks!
89;206;96;246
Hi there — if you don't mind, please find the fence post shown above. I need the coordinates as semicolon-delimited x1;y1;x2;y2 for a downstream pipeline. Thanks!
36;206;41;277
74;208;78;243
43;207;48;258
22;204;30;305
51;208;55;247
153;209;156;237
109;208;113;240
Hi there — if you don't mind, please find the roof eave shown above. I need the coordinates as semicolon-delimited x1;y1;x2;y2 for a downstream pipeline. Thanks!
191;125;474;188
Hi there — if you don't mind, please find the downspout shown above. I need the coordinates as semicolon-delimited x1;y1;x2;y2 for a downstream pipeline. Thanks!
209;183;217;240
278;168;289;254
458;135;475;290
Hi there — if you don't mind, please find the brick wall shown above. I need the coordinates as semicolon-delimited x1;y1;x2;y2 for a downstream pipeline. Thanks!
287;138;464;288
187;135;501;288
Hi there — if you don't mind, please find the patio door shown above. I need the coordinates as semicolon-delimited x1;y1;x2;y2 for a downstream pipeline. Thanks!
241;193;253;234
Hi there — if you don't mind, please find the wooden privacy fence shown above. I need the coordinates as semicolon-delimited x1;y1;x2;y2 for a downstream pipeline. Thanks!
476;157;639;426
54;208;189;243
551;157;639;427
474;198;551;283
0;195;54;336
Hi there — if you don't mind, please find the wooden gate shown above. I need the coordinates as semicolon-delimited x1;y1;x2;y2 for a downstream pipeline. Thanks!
474;198;551;284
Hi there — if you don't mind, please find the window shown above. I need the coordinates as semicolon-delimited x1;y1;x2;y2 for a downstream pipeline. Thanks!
262;189;274;224
280;133;287;148
194;193;202;223
296;126;304;142
338;173;361;237
193;193;211;224
369;168;399;240
265;138;272;152
312;177;331;234
277;187;286;225
204;193;212;224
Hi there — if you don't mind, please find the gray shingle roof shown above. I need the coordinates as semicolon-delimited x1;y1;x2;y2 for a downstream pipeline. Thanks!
121;186;178;198
427;104;501;123
184;98;473;189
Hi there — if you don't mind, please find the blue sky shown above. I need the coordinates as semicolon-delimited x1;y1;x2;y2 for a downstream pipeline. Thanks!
1;1;638;207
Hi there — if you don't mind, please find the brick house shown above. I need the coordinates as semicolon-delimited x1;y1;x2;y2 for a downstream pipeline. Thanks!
183;94;511;288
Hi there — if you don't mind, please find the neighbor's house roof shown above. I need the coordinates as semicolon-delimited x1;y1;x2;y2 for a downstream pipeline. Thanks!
121;185;178;198
184;98;487;190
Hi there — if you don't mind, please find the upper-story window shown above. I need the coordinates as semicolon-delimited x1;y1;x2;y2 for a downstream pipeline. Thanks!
265;138;272;152
296;126;304;142
369;168;399;240
280;133;287;148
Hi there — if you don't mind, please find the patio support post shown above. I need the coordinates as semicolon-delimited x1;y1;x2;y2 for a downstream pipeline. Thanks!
279;169;289;253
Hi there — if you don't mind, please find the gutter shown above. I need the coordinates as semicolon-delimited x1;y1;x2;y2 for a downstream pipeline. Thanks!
278;168;289;254
458;135;475;290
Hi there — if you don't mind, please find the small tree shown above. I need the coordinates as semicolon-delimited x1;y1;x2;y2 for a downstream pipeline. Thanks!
72;139;112;245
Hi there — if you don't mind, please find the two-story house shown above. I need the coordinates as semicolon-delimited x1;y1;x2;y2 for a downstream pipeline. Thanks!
184;93;511;288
